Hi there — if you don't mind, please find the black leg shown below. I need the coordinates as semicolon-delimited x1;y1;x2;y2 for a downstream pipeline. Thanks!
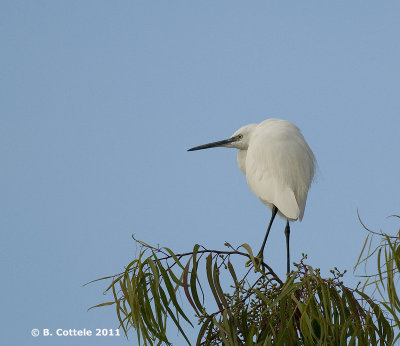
257;205;278;258
284;220;290;274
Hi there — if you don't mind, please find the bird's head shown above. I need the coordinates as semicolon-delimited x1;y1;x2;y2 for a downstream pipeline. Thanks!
187;123;257;152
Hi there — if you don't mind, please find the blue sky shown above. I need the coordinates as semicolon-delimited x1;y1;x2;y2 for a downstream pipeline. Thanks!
2;1;400;345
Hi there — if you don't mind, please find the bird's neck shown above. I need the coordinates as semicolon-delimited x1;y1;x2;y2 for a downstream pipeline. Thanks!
237;150;247;175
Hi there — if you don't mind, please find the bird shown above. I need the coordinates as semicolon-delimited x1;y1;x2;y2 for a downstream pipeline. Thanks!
188;118;316;274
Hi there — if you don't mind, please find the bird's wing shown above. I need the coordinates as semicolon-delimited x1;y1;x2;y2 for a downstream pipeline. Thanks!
245;131;300;220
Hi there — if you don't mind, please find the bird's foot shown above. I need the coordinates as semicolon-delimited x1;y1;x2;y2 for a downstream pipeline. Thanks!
245;254;264;272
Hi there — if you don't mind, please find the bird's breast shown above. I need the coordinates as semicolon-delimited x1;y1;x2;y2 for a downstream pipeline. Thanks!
237;150;247;175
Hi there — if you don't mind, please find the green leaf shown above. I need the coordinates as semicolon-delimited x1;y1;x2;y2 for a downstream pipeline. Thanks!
228;261;239;289
87;301;115;310
240;243;257;266
196;316;213;345
206;254;223;311
159;286;191;345
163;247;186;270
155;256;194;327
213;261;230;312
112;283;128;336
182;256;200;315
190;244;204;314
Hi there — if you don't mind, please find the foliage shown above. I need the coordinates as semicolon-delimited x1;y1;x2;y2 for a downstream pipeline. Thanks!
88;233;396;345
355;214;400;343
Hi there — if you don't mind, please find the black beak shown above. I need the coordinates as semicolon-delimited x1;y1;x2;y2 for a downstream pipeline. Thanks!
187;136;240;151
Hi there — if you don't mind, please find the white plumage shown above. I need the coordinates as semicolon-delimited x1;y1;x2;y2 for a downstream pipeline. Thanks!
188;118;316;273
233;119;315;221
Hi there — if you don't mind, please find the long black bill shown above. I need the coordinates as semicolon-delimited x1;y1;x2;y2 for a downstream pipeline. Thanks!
187;136;239;151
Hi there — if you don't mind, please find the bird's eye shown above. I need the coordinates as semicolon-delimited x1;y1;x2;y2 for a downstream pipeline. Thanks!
238;134;243;140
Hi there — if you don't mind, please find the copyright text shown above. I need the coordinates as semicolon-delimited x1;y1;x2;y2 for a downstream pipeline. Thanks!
31;328;120;337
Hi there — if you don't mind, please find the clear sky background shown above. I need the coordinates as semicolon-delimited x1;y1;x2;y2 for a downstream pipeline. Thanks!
2;1;400;345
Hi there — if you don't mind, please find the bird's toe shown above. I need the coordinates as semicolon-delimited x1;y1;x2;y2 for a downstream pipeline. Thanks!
245;255;263;272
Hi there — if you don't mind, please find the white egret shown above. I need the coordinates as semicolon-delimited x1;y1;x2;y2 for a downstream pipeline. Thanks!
188;118;316;274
